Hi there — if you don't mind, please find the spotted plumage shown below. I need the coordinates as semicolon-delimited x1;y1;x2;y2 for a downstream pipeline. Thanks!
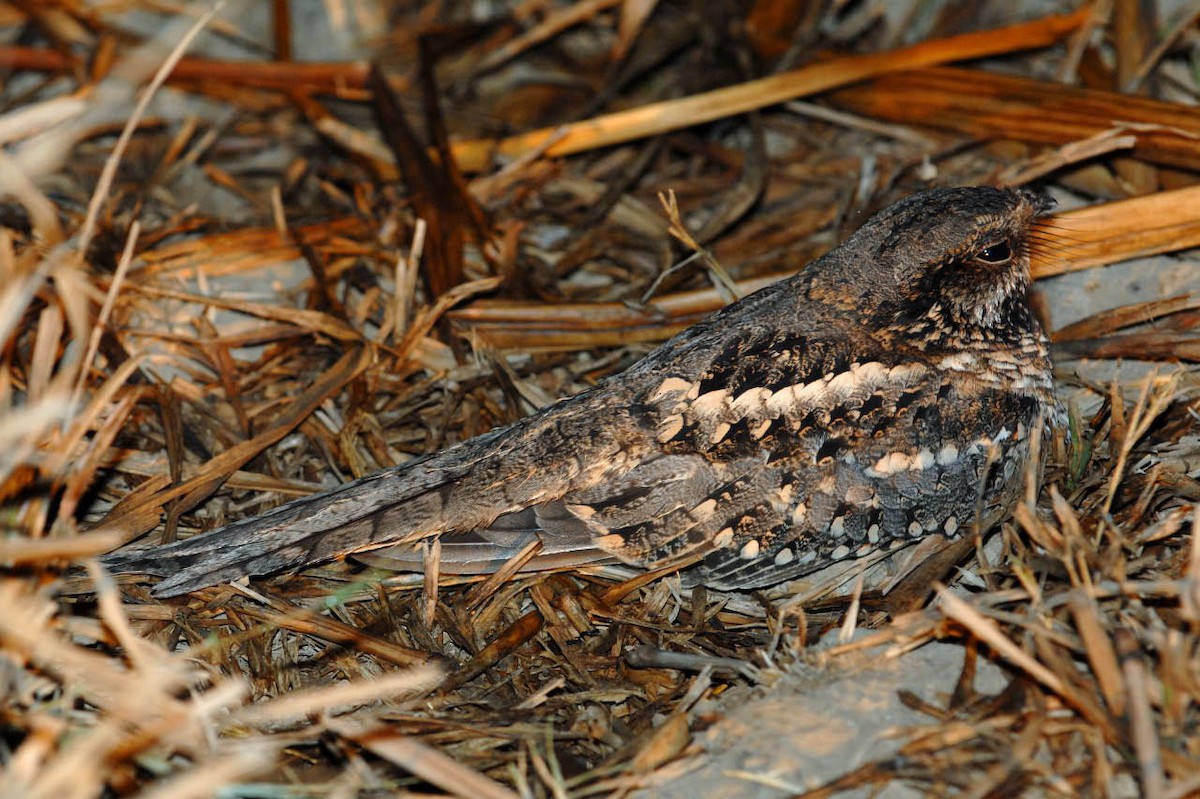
104;186;1062;597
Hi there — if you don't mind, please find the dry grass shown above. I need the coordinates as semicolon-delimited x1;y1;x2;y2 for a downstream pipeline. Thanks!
1;2;1199;797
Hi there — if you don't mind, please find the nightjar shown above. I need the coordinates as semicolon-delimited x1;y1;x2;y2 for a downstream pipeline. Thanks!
104;186;1062;597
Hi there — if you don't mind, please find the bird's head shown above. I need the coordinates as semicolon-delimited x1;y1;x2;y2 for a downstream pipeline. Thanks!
810;186;1054;351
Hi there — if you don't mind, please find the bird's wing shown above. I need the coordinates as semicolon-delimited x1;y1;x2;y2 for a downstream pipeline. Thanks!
101;279;813;596
102;377;662;596
446;322;967;588
545;321;1037;590
357;456;731;577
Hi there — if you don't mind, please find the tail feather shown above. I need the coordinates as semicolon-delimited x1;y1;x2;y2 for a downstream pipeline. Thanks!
101;429;512;596
357;511;618;575
101;460;456;596
101;390;653;597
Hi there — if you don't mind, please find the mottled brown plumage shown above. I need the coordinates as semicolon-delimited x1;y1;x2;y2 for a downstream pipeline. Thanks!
104;186;1061;597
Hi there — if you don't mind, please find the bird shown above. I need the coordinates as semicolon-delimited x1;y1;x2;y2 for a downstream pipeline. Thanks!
103;186;1062;598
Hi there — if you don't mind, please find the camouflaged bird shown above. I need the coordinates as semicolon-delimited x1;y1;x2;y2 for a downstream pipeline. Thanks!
104;186;1062;597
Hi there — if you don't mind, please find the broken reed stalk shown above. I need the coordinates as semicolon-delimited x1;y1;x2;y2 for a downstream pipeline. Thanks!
1034;186;1200;273
448;10;1088;171
827;66;1200;172
0;43;374;95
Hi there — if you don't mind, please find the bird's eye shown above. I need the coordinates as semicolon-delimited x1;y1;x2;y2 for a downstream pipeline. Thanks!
975;240;1013;264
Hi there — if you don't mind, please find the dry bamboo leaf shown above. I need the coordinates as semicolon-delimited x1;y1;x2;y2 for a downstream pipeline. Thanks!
231;663;444;726
935;585;1067;698
442;610;544;691
629;713;690;773
999;129;1137;186
1103;371;1182;515
336;723;521;799
126;749;274;799
40;354;146;478
0;41;372;92
0;531;123;565
136;217;368;278
1116;629;1166;799
463;538;544;610
27;305;63;403
476;0;624;73
77;3;227;255
233;601;433;667
1053;333;1200;362
128;284;362;342
1068;594;1126;717
57;389;141;523
0;579;198;712
612;0;661;63
1053;294;1200;342
0;93;84;147
0;150;63;244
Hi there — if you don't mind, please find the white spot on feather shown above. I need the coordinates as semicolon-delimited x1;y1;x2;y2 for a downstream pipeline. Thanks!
912;448;935;470
867;451;911;477
692;498;718;520
650;376;694;402
853;361;890;384
774;548;794;566
831;545;850;560
937;352;977;372
731;386;770;415
657;414;684;443
888;363;927;384
763;384;800;415
937;444;959;466
690;388;729;418
713;528;734;548
792;380;830;405
826;361;888;397
763;379;830;415
595;534;626;551
739;539;760;560
566;503;595;519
